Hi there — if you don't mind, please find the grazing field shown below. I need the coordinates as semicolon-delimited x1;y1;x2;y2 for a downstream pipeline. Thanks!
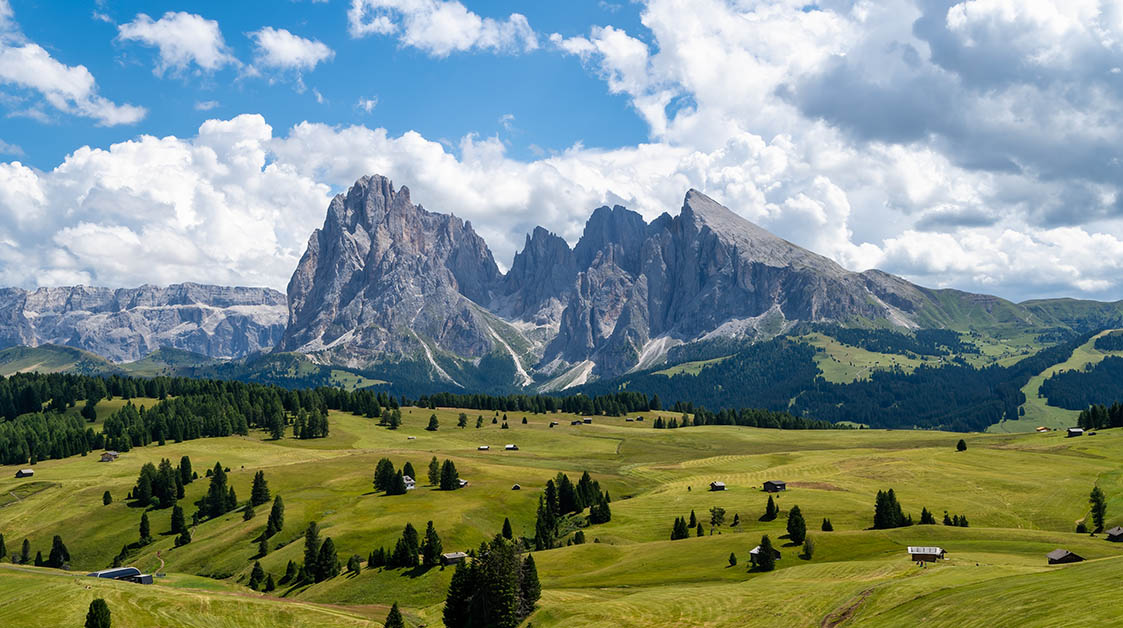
1;406;1121;627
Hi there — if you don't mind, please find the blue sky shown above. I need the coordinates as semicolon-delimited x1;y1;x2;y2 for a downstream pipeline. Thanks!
1;0;1122;303
5;0;648;168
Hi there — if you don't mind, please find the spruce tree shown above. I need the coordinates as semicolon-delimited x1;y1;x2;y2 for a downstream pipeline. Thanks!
801;535;815;560
248;561;265;590
421;521;443;567
919;507;935;525
374;458;396;492
443;560;475;628
728;552;737;567
786;505;807;545
103;490;112;506
347;553;362;576
696;523;704;537
243;502;255;521
501;517;513;540
302;522;321;579
519;553;541;618
266;495;284;537
755;535;777;571
384;603;405;628
316;537;340;581
688;509;697;528
282;560;298;584
943;511;953;526
139;512;151;545
458;412;468;428
762;495;779;521
19;538;30;564
175;528;191;547
0;533;5;561
426;414;439;431
179;456;193;485
47;535;69;568
439;459;460;491
264;574;276;591
388;470;408;496
956;439;967;452
1090;486;1108;532
205;463;230;518
250;471;270;506
85;599;111;628
403;462;416;481
821;518;834;531
427;456;440;486
34;550;43;566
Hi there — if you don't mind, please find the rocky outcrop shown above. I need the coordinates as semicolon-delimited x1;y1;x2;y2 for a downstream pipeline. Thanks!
0;284;286;362
279;175;505;380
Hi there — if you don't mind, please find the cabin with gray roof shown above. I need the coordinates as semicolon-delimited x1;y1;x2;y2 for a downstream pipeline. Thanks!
1046;549;1084;564
907;546;946;562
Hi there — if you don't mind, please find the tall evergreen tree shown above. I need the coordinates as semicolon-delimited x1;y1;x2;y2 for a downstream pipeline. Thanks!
384;603;405;628
85;599;111;628
439;459;460;491
20;538;30;564
302;521;321;579
427;456;440;486
519;553;541;618
243;502;256;521
443;559;476;628
689;509;697;528
421;521;443;567
316;537;341;581
0;533;6;561
426;414;439;431
204;463;230;519
786;505;807;545
179;456;193;485
250;471;270;506
501;517;513;540
1090;486;1108;532
374;458;396;492
391;523;420;568
265;495;284;537
47;535;69;568
956;439;967;452
755;535;777;571
139;512;151;545
103;490;112;506
347;553;362;576
919;507;936;525
762;495;779;521
387;470;409;495
403;462;416;481
248;561;265;590
821;518;833;531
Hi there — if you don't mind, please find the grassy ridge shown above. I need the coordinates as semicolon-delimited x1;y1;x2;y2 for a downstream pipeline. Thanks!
1;407;1122;626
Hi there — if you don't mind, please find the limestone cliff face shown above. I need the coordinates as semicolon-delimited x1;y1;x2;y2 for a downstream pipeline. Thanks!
0;284;286;362
279;175;503;379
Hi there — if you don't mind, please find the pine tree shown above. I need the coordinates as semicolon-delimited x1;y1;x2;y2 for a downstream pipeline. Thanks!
175;528;191;547
439;459;460;491
264;574;276;592
403;462;416;481
302;522;321;580
387;470;408;496
391;523;420;568
205;463;230;519
688;509;697;528
501;517;513;540
102;490;112;506
421;521;443;567
374;458;396;492
34;550;43;566
281;560;298;584
443;559;475;628
427;456;440;486
266;495;284;537
426;414;439;431
755;535;777;571
786;505;807;545
0;533;5;561
821;517;834;531
384;603;405;628
250;471;270;506
179;456;193;485
519;553;541;618
47;535;69;568
762;495;779;521
728;552;737;567
589;492;612;524
732;513;740;527
248;561;265;590
458;412;468;428
956;439;967;452
243;502;256;521
1090;486;1108;532
139;512;151;545
19;538;30;564
696;523;704;537
316;537;340;581
801;535;815;560
85;599;111;628
347;553;362;576
943;511;953;526
919;507;935;525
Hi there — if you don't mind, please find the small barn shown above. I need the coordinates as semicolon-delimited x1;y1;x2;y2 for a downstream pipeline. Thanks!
625;418;634;422
1106;526;1123;542
441;552;469;566
1047;549;1084;564
749;545;781;566
583;418;593;424
407;436;416;440
763;480;786;493
505;444;519;451
907;546;946;562
511;484;521;490
635;417;644;421
15;468;33;478
549;421;559;427
458;478;469;488
403;475;416;490
1067;428;1084;438
709;481;726;491
571;420;583;426
99;451;119;462
1035;426;1049;433
478;445;490;450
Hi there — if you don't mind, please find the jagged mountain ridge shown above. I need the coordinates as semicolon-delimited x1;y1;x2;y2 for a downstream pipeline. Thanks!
279;175;1055;388
0;283;286;362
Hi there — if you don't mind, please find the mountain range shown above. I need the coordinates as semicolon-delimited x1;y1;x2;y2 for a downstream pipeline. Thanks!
3;173;1123;392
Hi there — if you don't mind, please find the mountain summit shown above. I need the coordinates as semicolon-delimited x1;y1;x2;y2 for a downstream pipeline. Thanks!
280;174;1036;389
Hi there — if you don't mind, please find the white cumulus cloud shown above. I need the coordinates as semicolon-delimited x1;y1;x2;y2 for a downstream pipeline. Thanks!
249;26;334;71
118;11;238;75
347;0;537;56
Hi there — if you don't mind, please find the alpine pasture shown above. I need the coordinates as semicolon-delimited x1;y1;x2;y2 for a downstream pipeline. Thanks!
1;406;1121;627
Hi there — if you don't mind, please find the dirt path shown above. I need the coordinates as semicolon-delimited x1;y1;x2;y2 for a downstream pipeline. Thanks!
821;588;874;628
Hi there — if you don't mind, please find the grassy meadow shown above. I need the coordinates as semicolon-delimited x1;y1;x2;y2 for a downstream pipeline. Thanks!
1;406;1122;627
